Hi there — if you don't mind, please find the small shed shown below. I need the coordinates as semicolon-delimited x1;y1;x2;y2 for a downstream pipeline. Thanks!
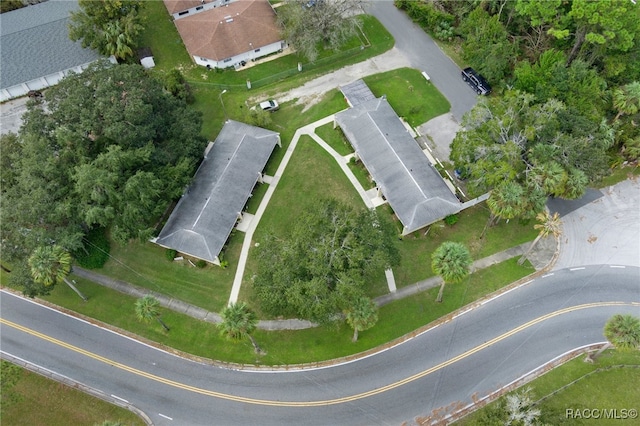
137;47;155;69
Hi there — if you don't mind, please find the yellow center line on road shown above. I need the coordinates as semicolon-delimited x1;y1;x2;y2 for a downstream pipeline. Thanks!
1;301;638;407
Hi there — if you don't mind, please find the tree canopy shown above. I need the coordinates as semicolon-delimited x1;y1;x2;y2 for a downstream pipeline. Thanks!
1;62;205;296
277;0;365;62
253;199;399;324
604;314;640;352
398;0;640;162
451;90;613;207
69;0;145;61
431;241;472;302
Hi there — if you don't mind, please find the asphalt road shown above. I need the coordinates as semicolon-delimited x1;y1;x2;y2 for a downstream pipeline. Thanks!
366;1;478;121
2;265;638;425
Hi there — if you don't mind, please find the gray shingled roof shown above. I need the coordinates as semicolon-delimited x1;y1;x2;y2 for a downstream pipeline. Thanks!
340;79;376;107
155;120;280;262
0;0;102;89
335;96;461;234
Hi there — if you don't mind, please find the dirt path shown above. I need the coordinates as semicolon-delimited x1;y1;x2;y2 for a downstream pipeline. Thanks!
271;47;411;112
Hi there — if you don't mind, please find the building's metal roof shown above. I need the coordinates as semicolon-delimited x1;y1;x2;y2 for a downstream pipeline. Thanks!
0;0;102;89
155;120;279;262
335;96;461;234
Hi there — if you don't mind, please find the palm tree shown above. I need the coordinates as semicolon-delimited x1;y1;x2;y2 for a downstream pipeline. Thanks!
518;210;561;265
529;162;567;197
103;15;141;61
482;181;528;239
604;314;640;351
431;241;473;303
344;296;378;342
587;314;640;362
612;81;640;122
28;245;88;301
135;295;169;331
218;302;263;354
505;387;541;426
562;168;588;200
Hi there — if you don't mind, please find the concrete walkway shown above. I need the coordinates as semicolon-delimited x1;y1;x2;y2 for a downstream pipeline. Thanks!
70;110;558;330
227;115;337;305
73;235;555;330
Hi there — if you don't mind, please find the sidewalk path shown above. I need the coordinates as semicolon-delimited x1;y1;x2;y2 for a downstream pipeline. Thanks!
227;115;337;305
73;236;554;330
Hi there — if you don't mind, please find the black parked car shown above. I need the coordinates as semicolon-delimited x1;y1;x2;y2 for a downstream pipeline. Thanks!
461;67;491;95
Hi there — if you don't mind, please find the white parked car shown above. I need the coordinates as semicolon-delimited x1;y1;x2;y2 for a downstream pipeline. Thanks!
259;99;279;112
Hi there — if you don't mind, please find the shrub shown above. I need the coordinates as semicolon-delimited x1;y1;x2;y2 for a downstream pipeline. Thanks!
444;214;459;226
165;249;178;261
73;228;110;269
195;259;207;268
395;0;455;34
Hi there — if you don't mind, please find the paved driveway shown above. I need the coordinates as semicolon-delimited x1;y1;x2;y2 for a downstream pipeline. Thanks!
553;178;640;269
366;1;478;121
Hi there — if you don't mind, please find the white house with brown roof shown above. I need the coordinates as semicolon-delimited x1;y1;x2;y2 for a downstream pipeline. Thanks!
167;0;286;69
165;0;230;20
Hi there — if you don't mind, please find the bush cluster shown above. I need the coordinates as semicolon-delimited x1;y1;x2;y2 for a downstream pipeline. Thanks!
394;0;455;40
73;228;110;269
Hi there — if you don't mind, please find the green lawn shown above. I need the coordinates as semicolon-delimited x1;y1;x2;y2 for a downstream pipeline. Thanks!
95;232;243;312
363;68;451;127
457;350;640;425
240;134;390;313
314;123;354;156
389;205;539;287
41;257;532;365
1;362;145;426
348;158;376;190
137;0;193;74
138;2;394;92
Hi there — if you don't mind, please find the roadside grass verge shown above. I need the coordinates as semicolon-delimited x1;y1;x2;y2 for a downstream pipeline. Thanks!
41;257;532;365
363;68;451;127
388;205;539;287
1;361;145;426
96;231;243;312
456;350;640;425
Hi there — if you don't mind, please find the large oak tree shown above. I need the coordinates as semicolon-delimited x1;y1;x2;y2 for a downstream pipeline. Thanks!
1;62;206;296
277;0;365;62
253;199;399;324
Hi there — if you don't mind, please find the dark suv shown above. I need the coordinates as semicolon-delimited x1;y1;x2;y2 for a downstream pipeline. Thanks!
461;67;491;95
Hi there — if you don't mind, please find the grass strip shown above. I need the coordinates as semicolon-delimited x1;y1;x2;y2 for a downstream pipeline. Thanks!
42;258;532;365
0;362;145;426
457;350;640;425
